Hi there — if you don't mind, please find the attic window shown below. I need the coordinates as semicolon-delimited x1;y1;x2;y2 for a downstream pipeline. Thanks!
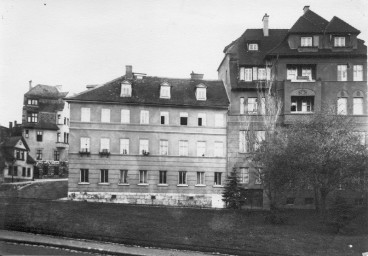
195;84;207;101
27;99;38;105
160;82;171;99
334;37;346;47
301;37;312;47
248;44;258;51
120;81;132;97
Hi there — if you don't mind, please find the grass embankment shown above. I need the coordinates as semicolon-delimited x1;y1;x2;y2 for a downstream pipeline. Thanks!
0;198;367;256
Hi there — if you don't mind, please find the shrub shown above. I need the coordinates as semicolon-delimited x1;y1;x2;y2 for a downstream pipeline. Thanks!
327;196;354;233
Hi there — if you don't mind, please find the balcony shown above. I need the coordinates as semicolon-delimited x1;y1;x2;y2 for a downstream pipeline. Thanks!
234;80;270;90
79;149;90;157
56;142;69;149
99;149;110;158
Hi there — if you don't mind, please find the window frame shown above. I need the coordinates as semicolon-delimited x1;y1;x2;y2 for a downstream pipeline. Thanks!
159;170;167;184
337;65;347;81
119;170;128;184
80;137;90;152
240;167;249;184
139;139;149;155
36;149;42;160
159;140;169;155
196;172;205;185
180;112;188;126
139;170;148;184
121;109;130;124
178;171;187;185
140;110;149;124
198;113;206;127
334;36;346;47
214;172;222;186
160;111;169;125
120;139;129;155
36;131;43;142
196;88;207;101
27;112;38;123
196;141;206;157
54;150;60;161
353;65;363;81
337;97;348;115
100;138;110;153
179;140;188;156
100;169;109;184
301;36;313;47
160;85;171;99
248;43;259;51
101;108;111;123
353;97;364;115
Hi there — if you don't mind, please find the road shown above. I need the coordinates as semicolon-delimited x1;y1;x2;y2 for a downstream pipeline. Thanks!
0;241;102;255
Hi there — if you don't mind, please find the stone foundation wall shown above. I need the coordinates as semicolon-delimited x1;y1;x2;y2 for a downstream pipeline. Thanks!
67;192;224;208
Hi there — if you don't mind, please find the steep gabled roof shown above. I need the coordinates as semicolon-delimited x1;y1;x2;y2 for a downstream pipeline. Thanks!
325;16;360;34
289;10;329;33
1;136;30;151
223;29;288;66
25;84;68;99
67;76;229;109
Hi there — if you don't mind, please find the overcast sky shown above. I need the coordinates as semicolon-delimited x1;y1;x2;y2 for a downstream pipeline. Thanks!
0;0;367;126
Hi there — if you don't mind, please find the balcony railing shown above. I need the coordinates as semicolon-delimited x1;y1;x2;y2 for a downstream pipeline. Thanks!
56;142;69;148
79;149;90;157
99;149;110;157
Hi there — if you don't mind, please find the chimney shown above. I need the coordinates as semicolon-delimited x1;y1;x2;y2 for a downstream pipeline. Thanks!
303;6;310;14
9;122;12;130
55;85;63;91
86;84;97;90
29;80;32;91
190;71;204;80
262;13;269;37
14;121;17;127
125;65;133;79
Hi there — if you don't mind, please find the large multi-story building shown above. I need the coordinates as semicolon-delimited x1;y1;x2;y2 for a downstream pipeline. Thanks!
66;66;229;208
218;6;367;208
22;82;70;163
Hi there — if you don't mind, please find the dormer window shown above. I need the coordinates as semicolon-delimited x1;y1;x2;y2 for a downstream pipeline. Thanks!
334;37;346;47
27;99;38;105
195;83;207;101
301;37;312;47
160;82;171;99
248;44;258;51
120;80;132;97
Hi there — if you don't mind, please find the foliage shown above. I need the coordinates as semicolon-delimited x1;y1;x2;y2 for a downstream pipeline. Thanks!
222;168;245;209
327;196;354;233
264;209;288;225
254;110;368;215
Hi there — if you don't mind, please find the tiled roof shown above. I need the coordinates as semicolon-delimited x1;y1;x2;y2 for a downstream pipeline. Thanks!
25;85;68;99
67;76;229;109
22;122;59;131
267;38;367;57
1;136;30;151
325;16;360;34
27;154;36;164
289;10;329;33
223;29;288;66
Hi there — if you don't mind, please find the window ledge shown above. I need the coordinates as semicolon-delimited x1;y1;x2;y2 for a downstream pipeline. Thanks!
177;184;188;187
98;183;110;185
78;182;90;185
213;185;224;188
157;184;168;187
195;184;206;187
118;183;130;186
138;183;149;186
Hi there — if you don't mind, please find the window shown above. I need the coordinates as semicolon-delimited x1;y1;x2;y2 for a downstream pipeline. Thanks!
313;35;319;47
260;97;266;115
159;171;167;184
57;114;62;124
36;149;42;160
255;131;265;151
353;98;363;115
101;109;110;123
247;98;258;114
13;166;18;176
291;96;314;113
253;67;258;80
22;167;26;177
139;139;149;155
180;112;188;125
214;172;222;185
197;141;206;156
36;131;43;142
337;65;347;81
286;198;295;205
239;68;252;81
80;169;89;183
139;170;148;184
27;168;31;177
215;114;224;127
27;99;38;105
64;117;67;125
160;84;171;99
100;138;110;153
178;171;187;185
160;112;169;125
81;108;90;122
27;112;38;123
15;150;24;160
337;98;347;115
121;109;130;123
301;68;312;80
197;172;205;185
334;37;345;47
80;137;90;152
196;88;206;100
120;81;132;97
64;133;69;144
179;140;188;156
100;169;109;183
240;168;249;184
160;140;168;155
239;131;248;153
140;110;149;124
287;67;298;81
301;37;312;47
120;139;129;155
255;168;262;184
240;97;245;114
214;142;223;157
258;68;266;80
198;113;206;126
353;65;363;81
248;43;258;51
54;150;60;161
57;132;61;143
119;170;128;184
25;129;29;138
